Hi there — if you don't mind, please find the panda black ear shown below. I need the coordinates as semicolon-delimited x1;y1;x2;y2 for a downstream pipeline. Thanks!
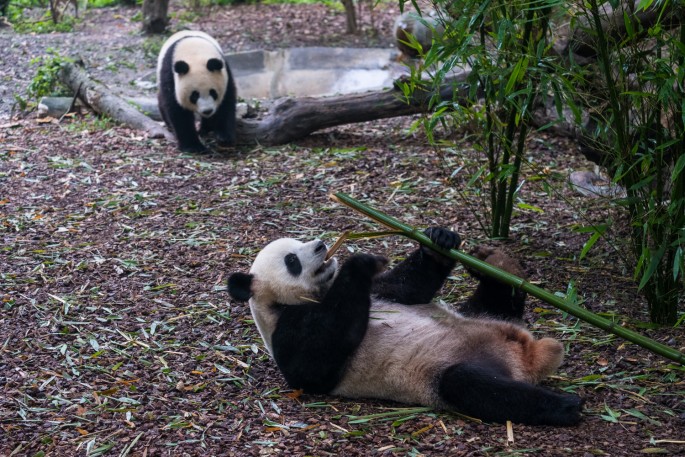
174;60;190;75
207;58;224;72
228;272;253;302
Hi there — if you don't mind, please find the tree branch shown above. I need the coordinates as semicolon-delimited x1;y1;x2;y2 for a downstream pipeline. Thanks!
58;62;172;140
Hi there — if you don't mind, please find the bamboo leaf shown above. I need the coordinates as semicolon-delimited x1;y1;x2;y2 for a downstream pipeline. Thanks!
579;225;608;260
636;0;654;11
638;244;666;291
622;408;662;426
673;247;682;282
672;153;685;182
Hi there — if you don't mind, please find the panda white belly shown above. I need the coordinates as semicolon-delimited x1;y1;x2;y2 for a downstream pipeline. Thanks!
333;299;558;406
332;300;454;405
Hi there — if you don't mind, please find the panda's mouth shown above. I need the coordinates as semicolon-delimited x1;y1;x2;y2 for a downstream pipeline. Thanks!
313;257;338;282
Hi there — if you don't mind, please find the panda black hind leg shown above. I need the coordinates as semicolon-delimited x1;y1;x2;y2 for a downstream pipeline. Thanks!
437;361;583;426
372;227;460;304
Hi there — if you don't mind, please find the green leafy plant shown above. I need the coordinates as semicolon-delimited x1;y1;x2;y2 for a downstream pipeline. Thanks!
402;0;683;324
27;50;74;101
402;0;564;239
185;0;249;8
89;0;127;7
141;36;164;60
568;0;685;324
8;0;80;33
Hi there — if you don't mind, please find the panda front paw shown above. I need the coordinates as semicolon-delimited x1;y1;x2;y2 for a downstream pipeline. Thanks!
342;254;388;279
424;227;461;251
179;142;209;154
421;227;460;265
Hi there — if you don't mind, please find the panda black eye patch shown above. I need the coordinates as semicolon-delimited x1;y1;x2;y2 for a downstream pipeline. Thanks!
173;60;190;75
285;253;302;276
206;58;224;72
190;91;199;104
210;89;218;100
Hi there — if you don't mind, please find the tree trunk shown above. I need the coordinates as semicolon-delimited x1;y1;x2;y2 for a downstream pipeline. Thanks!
141;0;169;34
48;0;61;23
341;0;357;34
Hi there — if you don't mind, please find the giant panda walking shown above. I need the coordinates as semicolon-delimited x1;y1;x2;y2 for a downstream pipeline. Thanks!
228;227;583;426
157;31;237;153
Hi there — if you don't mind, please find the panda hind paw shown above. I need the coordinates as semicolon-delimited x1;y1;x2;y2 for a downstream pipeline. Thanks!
552;393;585;426
470;246;526;278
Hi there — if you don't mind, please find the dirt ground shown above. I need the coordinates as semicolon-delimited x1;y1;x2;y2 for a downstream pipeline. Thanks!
1;2;684;456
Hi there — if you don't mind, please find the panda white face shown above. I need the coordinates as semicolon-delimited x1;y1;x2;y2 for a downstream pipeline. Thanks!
170;35;228;118
249;238;339;305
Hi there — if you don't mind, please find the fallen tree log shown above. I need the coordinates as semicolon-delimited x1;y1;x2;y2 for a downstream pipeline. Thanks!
57;62;472;147
58;62;172;140
237;72;472;145
55;59;611;166
39;96;162;121
55;63;597;159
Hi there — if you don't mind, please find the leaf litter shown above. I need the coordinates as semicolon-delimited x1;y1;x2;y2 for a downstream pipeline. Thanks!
1;3;684;456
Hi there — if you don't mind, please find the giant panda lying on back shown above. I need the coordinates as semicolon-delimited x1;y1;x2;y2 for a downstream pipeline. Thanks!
157;31;237;153
228;227;583;426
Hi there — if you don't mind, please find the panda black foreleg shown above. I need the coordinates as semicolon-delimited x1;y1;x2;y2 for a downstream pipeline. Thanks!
200;93;236;146
372;227;460;305
167;105;207;153
200;80;237;147
437;362;583;426
272;254;387;394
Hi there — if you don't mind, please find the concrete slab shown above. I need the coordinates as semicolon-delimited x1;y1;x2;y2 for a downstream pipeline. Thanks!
226;47;408;99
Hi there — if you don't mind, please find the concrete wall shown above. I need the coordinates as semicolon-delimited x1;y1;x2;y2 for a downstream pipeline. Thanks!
227;47;404;99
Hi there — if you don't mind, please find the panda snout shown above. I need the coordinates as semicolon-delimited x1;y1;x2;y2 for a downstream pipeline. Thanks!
314;241;326;255
201;108;215;117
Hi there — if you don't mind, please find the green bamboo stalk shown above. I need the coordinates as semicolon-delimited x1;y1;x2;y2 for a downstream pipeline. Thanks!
331;192;685;365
